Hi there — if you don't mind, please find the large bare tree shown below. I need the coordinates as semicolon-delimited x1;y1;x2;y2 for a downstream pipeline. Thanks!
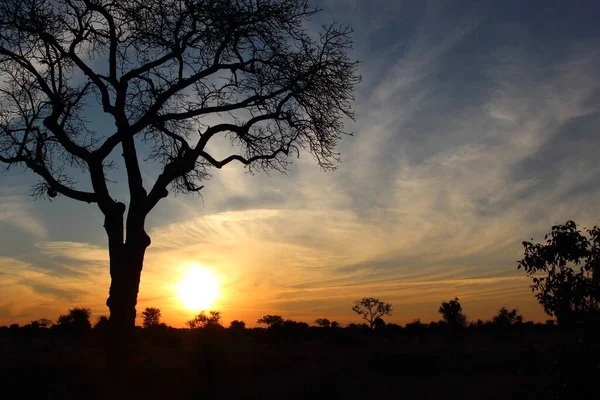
0;0;359;371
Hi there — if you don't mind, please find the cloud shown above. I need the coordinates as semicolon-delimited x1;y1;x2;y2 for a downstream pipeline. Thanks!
0;195;47;239
0;256;108;324
36;241;109;266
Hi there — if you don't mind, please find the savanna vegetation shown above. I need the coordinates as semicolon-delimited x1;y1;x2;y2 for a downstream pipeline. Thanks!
0;0;598;397
2;256;599;400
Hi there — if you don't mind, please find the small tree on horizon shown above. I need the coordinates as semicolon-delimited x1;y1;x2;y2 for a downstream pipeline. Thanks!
492;307;523;328
314;318;331;328
56;307;92;334
94;315;109;330
229;320;246;331
438;297;467;328
257;315;284;329
351;297;393;330
187;310;222;329
141;307;161;328
31;318;53;329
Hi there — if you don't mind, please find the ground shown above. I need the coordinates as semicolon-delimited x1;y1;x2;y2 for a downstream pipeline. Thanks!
1;325;597;399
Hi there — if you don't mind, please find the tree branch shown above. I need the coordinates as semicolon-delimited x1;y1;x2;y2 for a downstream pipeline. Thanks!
0;153;97;203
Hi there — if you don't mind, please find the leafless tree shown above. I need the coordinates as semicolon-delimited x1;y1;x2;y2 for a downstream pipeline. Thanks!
0;0;360;371
351;297;392;329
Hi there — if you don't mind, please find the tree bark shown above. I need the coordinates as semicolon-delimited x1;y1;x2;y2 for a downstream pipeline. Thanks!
103;204;150;379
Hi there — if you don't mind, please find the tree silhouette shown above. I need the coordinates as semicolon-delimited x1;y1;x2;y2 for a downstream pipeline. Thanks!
56;307;92;334
94;315;109;329
351;297;392;330
229;320;245;330
187;310;222;329
256;315;284;329
0;0;359;370
518;220;600;326
492;307;523;328
314;318;331;328
438;298;467;328
373;317;386;330
31;318;53;329
141;307;161;328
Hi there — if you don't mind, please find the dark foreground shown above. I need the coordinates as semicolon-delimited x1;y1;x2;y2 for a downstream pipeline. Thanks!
1;325;598;400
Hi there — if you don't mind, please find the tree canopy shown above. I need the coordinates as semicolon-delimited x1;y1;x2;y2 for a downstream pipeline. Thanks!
518;220;600;326
141;307;161;328
438;297;467;328
351;297;392;329
257;314;284;328
187;310;222;329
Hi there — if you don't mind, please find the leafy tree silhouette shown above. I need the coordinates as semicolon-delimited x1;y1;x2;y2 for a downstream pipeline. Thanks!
314;318;331;328
187;311;222;329
56;307;92;336
492;307;523;328
141;307;161;328
518;220;600;326
0;0;359;371
351;297;392;330
229;320;246;331
94;315;109;330
30;318;53;329
438;297;467;328
257;315;284;329
373;317;386;330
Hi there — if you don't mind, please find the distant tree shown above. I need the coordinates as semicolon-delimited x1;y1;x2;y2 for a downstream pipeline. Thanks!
94;315;110;329
373;317;386;330
187;311;222;329
468;319;486;329
493;307;523;328
351;297;393;330
405;319;426;332
385;323;402;332
438;298;467;328
28;321;40;329
141;307;161;328
30;318;53;329
229;320;246;330
331;321;340;329
518;220;600;326
282;319;309;332
314;318;331;328
257;315;284;329
56;307;92;334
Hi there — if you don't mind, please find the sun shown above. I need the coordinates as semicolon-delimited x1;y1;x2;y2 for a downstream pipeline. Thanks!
176;266;220;311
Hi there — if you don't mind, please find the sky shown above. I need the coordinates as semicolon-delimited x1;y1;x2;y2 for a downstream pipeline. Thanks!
1;0;600;328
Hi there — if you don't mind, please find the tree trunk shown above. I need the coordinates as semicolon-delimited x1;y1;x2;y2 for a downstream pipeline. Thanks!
103;206;150;380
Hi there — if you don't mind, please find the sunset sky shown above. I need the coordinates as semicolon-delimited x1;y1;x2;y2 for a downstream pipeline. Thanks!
1;0;599;328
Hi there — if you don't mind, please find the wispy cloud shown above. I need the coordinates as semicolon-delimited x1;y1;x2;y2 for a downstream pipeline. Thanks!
0;256;108;324
0;195;47;239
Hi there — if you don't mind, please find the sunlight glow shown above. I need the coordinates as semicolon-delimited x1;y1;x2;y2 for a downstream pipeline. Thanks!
176;266;220;311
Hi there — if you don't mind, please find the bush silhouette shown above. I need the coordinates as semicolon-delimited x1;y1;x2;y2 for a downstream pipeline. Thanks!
56;307;92;336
